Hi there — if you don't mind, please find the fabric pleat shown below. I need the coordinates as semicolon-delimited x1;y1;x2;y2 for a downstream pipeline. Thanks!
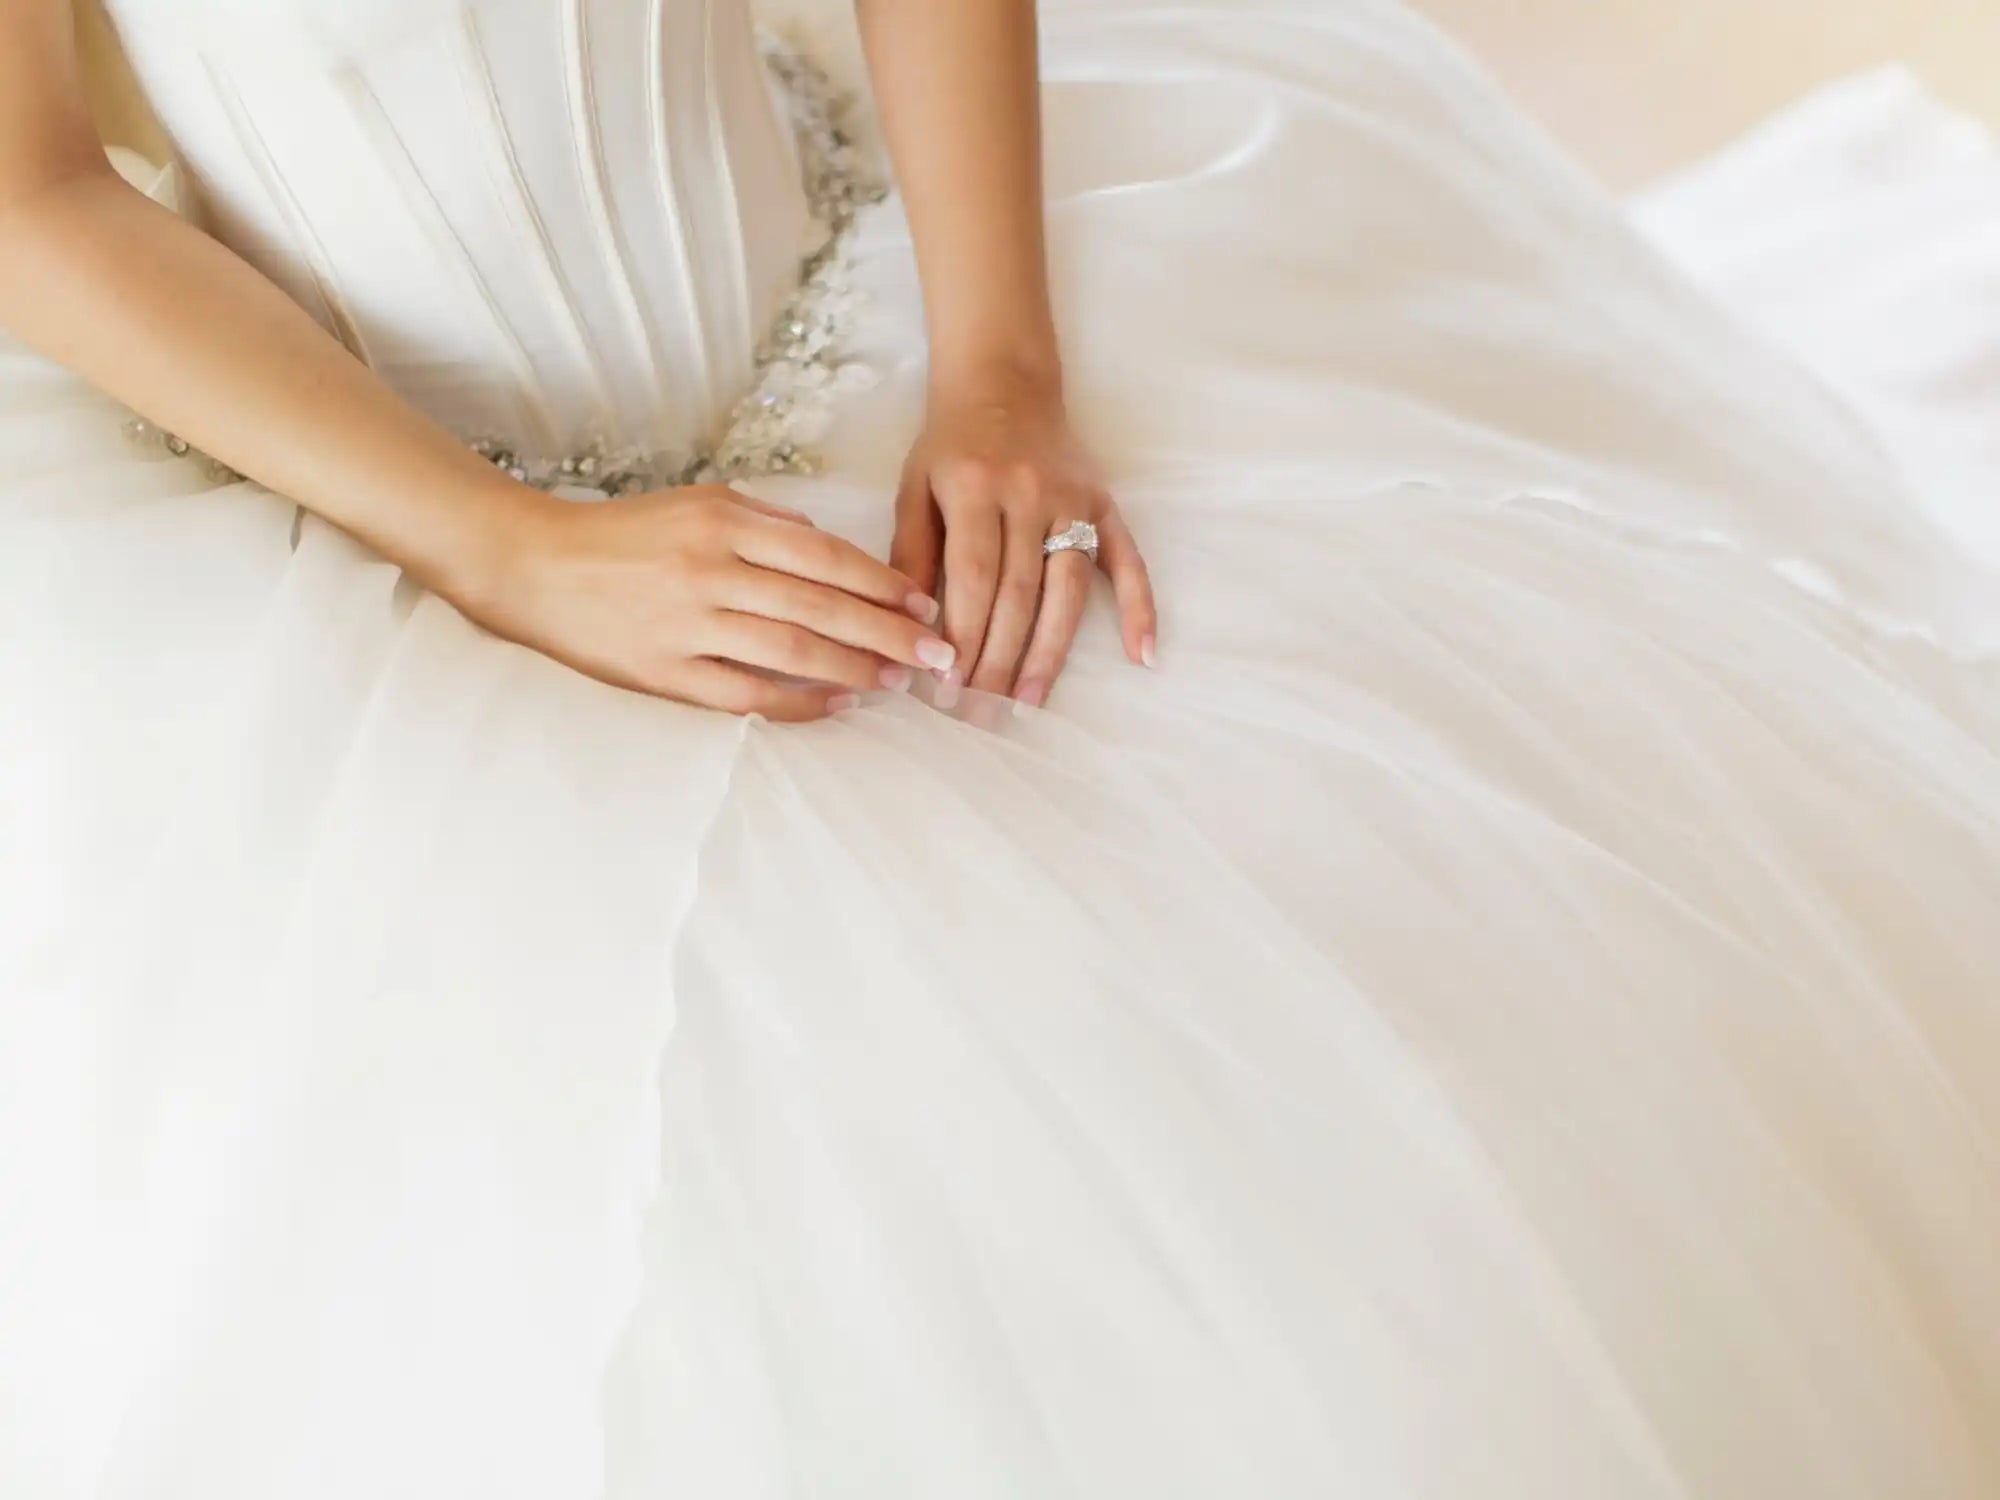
6;4;2000;1496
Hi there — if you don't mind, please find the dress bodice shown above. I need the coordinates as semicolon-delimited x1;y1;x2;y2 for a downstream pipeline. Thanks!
100;0;818;460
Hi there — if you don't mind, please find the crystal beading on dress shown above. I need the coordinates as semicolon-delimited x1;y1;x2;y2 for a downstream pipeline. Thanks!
22;4;2000;1495
123;31;885;496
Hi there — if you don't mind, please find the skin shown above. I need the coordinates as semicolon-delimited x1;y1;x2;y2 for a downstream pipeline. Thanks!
857;0;1157;704
0;0;1153;718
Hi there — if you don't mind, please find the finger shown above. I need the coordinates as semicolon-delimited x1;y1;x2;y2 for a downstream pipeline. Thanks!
890;466;944;615
938;501;1001;683
1013;550;1094;707
724;567;956;677
707;612;907;694
968;507;1047;695
732;512;936;624
1099;504;1157;667
726;488;816;528
670;658;854;722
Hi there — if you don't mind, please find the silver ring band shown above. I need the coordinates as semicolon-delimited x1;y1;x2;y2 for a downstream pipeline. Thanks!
1043;519;1100;563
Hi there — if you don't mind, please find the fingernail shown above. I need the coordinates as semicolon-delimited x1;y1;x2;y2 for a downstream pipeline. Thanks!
1015;679;1048;708
879;664;913;693
1140;634;1157;669
934;676;962;711
915;638;956;674
905;592;940;625
827;693;860;714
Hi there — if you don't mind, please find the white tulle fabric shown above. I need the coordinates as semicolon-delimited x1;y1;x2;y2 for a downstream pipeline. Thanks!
5;3;2000;1497
1633;66;2000;577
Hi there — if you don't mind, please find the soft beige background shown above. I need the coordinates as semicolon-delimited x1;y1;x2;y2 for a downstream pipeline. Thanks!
1409;0;2000;186
80;0;2000;186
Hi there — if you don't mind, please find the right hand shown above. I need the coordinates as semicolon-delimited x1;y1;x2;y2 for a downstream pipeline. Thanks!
465;484;955;721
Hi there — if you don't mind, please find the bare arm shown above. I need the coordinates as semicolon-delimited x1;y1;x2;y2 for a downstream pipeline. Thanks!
852;0;1060;394
856;0;1155;704
0;0;524;601
0;0;943;719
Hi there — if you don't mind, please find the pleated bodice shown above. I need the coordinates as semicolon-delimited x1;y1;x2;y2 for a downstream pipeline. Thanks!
100;0;816;458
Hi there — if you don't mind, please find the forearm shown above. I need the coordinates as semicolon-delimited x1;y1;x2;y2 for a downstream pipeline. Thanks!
854;0;1059;397
0;167;529;601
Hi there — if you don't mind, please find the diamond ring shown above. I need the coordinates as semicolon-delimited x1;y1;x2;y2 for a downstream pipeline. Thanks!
1043;519;1100;563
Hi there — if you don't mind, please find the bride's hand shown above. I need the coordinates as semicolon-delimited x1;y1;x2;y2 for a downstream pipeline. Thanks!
893;376;1155;706
467;484;953;720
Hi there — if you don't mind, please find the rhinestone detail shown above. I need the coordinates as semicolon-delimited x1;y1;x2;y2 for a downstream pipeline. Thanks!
122;417;247;485
1043;520;1101;560
707;30;887;482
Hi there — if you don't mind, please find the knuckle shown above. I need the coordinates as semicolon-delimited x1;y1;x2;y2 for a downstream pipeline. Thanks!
687;490;737;527
808;532;851;573
1025;642;1068;678
782;581;836;631
940;454;993;485
773;622;821;662
938;458;1000;500
855;565;901;604
949;556;996;591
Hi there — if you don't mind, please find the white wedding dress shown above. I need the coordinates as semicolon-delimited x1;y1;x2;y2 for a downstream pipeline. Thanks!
5;2;2000;1496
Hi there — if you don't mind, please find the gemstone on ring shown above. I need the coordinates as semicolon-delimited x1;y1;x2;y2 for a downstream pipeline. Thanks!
1044;519;1100;562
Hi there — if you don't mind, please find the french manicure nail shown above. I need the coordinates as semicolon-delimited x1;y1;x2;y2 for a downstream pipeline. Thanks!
915;638;956;674
879;664;913;693
906;592;940;625
1015;679;1048;708
827;692;860;714
934;676;962;712
1140;634;1157;669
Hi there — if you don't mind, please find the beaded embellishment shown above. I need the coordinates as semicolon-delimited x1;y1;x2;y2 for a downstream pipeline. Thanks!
707;34;888;482
125;32;888;495
121;417;245;486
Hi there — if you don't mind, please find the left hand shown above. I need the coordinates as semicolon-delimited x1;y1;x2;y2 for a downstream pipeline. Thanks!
892;377;1156;706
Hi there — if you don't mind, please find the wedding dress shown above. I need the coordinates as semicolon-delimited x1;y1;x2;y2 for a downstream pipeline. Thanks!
5;1;2000;1495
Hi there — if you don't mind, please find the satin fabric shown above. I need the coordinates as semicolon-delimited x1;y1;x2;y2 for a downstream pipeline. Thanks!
96;0;814;452
4;4;2000;1496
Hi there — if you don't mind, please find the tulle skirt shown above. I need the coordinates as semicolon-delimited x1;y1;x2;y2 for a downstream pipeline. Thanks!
6;5;2000;1496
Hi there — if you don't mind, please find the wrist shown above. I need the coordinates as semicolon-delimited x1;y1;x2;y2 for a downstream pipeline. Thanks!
927;340;1064;411
413;473;560;620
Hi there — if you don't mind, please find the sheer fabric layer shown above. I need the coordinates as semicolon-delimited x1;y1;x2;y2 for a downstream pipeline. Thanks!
4;4;2000;1498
